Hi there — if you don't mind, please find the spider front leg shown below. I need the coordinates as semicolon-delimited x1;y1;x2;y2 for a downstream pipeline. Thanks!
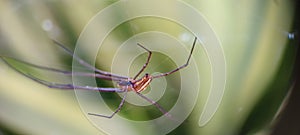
0;57;124;92
0;56;125;82
52;39;128;79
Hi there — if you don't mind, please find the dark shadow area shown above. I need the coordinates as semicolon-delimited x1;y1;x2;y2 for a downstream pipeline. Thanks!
271;0;300;134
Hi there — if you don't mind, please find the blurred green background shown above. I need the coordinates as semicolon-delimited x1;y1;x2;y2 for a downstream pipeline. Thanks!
0;0;298;135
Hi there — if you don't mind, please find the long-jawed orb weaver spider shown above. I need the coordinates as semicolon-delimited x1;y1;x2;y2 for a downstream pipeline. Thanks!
1;37;197;120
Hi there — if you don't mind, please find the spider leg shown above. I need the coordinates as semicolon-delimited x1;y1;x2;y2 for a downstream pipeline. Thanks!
0;56;126;82
133;43;152;80
152;37;197;79
1;57;123;92
52;39;128;79
25;73;123;92
88;87;128;118
134;91;174;120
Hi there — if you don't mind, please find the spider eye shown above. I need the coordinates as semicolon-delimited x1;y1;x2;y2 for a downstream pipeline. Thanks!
145;73;149;76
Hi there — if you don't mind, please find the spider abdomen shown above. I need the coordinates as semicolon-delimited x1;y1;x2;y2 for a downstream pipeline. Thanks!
131;74;152;92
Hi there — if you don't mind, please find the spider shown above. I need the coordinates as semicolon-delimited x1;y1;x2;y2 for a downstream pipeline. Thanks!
1;37;197;119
